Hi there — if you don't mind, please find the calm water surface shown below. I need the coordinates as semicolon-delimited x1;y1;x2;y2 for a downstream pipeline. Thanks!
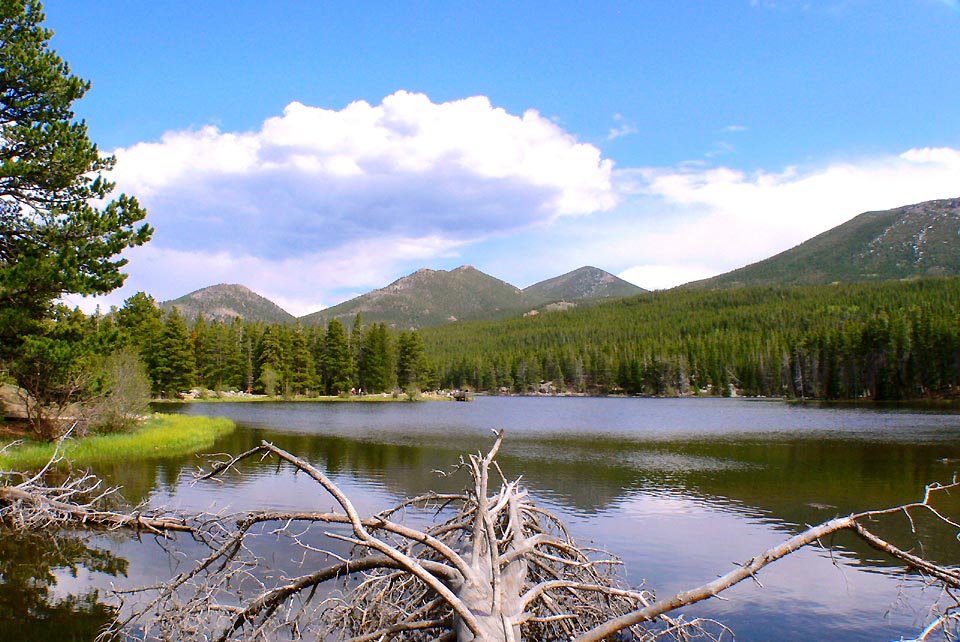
5;396;960;641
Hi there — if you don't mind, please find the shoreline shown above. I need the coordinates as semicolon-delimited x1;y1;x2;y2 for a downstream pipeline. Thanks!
0;414;236;470
162;391;453;403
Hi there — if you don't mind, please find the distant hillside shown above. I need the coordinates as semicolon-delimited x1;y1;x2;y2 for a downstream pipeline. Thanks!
420;277;960;399
300;266;525;328
523;266;645;304
161;284;296;324
160;266;643;330
299;265;641;329
686;197;960;289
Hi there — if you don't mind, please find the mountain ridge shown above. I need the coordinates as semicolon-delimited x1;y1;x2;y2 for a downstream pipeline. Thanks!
300;265;645;328
158;196;960;326
160;266;645;328
686;197;960;290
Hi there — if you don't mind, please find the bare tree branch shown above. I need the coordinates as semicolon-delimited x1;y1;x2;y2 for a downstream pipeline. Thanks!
0;442;193;535
573;480;960;642
4;433;959;641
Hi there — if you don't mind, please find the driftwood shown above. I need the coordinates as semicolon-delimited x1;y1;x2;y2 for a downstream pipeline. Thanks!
0;440;192;535
2;432;960;641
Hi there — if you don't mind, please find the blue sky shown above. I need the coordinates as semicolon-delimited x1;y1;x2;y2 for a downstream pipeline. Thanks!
44;1;960;315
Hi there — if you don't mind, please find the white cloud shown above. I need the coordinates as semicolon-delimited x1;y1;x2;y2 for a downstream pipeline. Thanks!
86;88;960;317
91;91;618;315
606;113;638;141
110;91;616;260
609;146;960;289
618;264;718;290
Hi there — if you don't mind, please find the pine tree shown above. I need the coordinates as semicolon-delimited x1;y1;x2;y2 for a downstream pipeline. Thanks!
9;305;100;439
287;324;316;396
202;320;244;391
359;323;394;393
396;331;427;390
191;312;208;389
322;319;353;395
350;313;364;371
115;292;164;390
152;308;195;397
0;0;151;361
257;325;286;396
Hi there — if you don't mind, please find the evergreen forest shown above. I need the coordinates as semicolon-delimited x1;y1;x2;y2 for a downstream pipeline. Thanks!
84;277;960;403
421;277;960;401
105;294;429;399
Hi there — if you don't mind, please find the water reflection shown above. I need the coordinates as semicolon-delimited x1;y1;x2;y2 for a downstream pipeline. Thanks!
0;530;123;641
12;397;960;641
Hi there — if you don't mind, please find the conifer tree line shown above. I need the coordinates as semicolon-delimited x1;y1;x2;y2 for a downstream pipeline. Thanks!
420;278;960;401
23;276;960;405
108;295;431;398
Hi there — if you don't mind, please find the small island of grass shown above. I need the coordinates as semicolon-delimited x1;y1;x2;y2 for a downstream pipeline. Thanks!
0;414;236;470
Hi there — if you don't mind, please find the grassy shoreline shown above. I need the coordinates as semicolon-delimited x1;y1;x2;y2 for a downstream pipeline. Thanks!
168;392;452;403
0;414;236;470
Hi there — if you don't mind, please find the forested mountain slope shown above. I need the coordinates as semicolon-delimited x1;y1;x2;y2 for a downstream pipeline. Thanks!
128;277;960;402
299;266;524;328
686;197;960;289
421;278;960;400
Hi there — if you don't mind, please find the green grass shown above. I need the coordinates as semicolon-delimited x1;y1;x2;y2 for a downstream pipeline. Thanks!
0;414;236;470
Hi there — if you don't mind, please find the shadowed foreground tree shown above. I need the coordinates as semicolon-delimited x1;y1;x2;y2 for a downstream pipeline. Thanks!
2;434;960;641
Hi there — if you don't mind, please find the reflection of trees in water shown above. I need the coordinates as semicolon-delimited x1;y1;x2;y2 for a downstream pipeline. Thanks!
0;529;126;641
18;437;956;642
5;424;960;641
256;430;960;568
121;421;960;541
94;456;188;506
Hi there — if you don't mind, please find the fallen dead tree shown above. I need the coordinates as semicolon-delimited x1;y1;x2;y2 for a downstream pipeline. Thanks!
3;432;960;641
0;440;192;535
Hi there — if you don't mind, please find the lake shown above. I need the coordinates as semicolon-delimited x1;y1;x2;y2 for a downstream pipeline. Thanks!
4;396;960;641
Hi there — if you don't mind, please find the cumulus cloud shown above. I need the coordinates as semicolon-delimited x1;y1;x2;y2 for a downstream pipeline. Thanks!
86;91;619;315
80;89;960;317
110;91;617;261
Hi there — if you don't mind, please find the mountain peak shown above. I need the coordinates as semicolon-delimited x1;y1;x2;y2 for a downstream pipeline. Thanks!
193;283;253;296
161;284;295;324
297;264;645;328
300;265;526;328
523;266;645;304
